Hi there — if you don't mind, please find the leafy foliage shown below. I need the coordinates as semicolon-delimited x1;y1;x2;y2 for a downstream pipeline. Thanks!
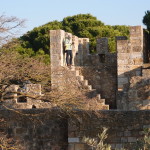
133;128;150;150
20;21;62;54
83;127;111;150
19;14;129;54
83;127;150;150
62;14;104;36
143;10;150;31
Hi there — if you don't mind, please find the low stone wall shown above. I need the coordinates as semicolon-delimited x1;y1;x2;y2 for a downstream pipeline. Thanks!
1;109;149;150
0;109;68;150
68;110;150;150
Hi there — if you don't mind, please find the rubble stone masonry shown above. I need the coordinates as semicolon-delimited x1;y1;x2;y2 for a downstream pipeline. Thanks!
0;25;149;150
117;26;150;110
0;109;149;150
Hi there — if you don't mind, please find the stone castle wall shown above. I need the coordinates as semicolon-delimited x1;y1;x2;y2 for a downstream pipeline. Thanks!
50;30;117;109
0;109;149;150
0;25;150;150
117;26;150;110
2;26;149;110
0;109;68;150
76;66;117;108
50;26;150;110
77;38;117;108
68;110;150;150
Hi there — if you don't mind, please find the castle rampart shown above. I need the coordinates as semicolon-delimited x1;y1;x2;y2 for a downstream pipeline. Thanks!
50;26;150;110
0;25;149;150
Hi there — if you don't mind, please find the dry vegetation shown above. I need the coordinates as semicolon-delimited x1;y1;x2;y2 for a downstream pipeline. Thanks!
0;14;25;47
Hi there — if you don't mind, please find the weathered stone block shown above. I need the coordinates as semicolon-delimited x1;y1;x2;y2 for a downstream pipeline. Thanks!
128;137;137;142
124;131;131;136
121;137;128;142
68;138;80;143
26;84;41;95
118;59;129;65
96;38;108;53
130;52;143;59
132;46;142;52
75;144;84;150
142;69;150;77
118;77;128;84
68;144;75;150
116;144;123;149
129;26;143;35
117;53;130;59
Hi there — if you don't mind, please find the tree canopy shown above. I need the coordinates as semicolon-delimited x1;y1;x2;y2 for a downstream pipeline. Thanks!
19;14;129;54
143;10;150;31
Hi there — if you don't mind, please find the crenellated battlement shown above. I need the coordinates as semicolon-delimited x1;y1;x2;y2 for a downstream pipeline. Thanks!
2;26;149;111
0;26;149;150
116;26;150;110
50;26;150;110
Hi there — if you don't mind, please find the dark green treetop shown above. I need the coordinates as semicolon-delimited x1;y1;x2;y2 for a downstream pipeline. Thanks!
143;10;150;31
18;14;129;54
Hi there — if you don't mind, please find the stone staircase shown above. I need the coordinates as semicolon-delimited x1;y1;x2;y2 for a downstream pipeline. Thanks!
69;66;109;110
2;64;109;110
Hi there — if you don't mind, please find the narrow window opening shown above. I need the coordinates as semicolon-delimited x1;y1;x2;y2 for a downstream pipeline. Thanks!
98;54;105;63
17;94;27;103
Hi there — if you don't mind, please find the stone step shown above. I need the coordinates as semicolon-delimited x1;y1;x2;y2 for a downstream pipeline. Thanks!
71;67;109;110
70;66;76;71
97;99;105;105
87;85;92;90
96;94;101;100
76;75;84;81
102;105;109;110
86;101;109;110
85;89;97;99
69;71;77;76
83;80;88;86
75;70;80;76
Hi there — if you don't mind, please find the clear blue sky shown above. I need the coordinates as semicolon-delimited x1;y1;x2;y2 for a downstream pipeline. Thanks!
1;0;150;35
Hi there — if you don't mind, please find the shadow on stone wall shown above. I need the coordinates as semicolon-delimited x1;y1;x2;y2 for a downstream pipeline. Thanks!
117;66;150;110
72;41;117;109
1;108;150;150
0;108;68;150
77;66;117;109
